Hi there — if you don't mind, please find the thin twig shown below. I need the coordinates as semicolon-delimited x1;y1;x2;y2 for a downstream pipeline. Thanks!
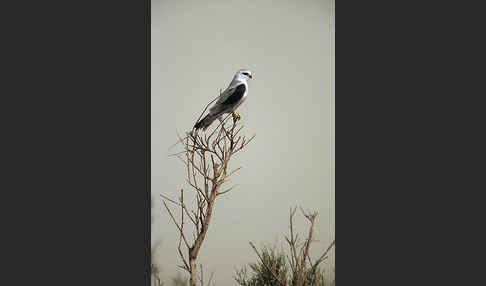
217;185;237;196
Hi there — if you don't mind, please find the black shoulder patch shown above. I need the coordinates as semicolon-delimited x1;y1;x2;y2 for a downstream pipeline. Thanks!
221;84;246;105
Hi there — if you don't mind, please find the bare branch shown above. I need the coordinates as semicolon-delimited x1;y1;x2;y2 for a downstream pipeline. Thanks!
168;150;188;157
160;193;182;207
300;208;316;267
216;185;237;196
162;200;190;249
207;271;215;286
312;240;335;269
227;166;242;178
287;207;299;270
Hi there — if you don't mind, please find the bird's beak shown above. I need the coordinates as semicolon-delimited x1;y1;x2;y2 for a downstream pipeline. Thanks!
249;74;253;79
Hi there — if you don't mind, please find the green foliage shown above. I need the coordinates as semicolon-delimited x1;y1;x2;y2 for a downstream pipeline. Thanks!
235;245;288;286
235;245;331;286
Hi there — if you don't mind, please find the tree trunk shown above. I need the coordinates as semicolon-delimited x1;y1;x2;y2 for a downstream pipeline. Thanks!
189;256;197;286
187;188;219;286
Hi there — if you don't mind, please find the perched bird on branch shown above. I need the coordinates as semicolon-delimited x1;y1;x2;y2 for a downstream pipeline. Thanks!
194;69;253;131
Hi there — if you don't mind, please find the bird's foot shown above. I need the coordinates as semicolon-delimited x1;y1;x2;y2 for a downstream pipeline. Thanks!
232;111;241;122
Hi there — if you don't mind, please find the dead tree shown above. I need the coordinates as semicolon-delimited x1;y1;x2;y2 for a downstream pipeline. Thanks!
162;112;255;286
249;207;335;286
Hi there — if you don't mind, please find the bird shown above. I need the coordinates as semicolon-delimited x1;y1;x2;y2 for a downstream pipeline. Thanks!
194;69;253;131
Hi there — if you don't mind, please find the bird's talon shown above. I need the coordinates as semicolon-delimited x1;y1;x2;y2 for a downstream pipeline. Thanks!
232;112;241;121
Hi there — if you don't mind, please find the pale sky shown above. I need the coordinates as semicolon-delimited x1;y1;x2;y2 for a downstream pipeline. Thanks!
151;0;334;284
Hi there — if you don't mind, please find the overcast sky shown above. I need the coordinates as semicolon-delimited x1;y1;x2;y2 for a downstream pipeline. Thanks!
152;0;334;284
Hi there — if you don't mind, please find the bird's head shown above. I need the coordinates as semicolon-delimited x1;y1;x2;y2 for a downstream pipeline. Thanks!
236;69;253;80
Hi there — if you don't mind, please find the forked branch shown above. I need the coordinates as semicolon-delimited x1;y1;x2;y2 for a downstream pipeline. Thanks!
162;117;255;286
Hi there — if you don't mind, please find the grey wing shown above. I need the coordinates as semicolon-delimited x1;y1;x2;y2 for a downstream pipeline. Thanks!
219;84;246;105
215;85;238;105
209;85;238;114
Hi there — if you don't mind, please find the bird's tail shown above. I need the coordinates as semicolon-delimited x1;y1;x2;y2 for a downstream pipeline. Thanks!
194;113;218;131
